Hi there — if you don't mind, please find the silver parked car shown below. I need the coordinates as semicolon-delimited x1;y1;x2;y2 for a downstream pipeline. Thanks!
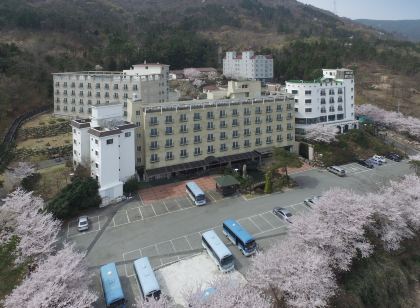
78;216;89;232
304;196;321;208
273;207;293;223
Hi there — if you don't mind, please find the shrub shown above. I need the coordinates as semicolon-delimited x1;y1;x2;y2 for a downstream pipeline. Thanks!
46;177;101;219
38;122;45;125
20;173;41;191
123;177;139;195
48;120;56;125
56;118;66;122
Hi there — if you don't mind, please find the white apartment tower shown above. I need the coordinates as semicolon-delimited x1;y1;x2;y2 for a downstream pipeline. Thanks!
223;51;273;81
285;68;358;136
54;63;169;119
71;104;136;205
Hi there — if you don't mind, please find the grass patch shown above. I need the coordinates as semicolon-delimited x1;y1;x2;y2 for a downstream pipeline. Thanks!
315;128;399;166
16;132;72;150
35;164;71;200
0;237;28;301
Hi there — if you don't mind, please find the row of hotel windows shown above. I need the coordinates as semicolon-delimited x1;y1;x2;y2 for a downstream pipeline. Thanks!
147;127;292;148
291;88;351;95
296;106;344;113
295;114;345;124
148;123;293;137
149;136;293;162
148;108;292;124
56;90;130;98
149;115;291;128
55;82;139;90
297;97;345;104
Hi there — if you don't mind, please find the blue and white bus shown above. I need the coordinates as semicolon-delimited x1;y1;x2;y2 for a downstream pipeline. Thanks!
202;230;234;272
222;219;257;257
99;262;126;307
133;257;161;301
186;181;207;206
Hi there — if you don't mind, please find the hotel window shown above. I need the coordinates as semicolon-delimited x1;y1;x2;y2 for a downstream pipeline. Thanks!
194;113;201;121
255;106;261;114
194;136;201;144
232;130;239;138
244;140;250;147
180;137;187;146
180;124;188;133
219;110;226;118
207;111;214;119
207;145;214;153
244;128;250;136
232;119;239;127
220;144;227;151
151;154;158;162
165;152;173;160
165;127;173;135
207;134;214;142
150;128;158;137
266;136;272;144
194;147;201;156
180;149;188;157
207;122;214;130
266;106;272;113
165;139;173;148
220;132;226;140
232;109;238;116
194;123;201;131
232;141;239;149
180;114;187;122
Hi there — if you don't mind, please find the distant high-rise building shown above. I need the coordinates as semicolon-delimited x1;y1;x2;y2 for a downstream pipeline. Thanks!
223;51;273;81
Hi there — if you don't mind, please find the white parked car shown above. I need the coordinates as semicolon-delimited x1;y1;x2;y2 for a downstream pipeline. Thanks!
78;216;89;232
369;157;383;165
273;207;293;223
372;154;386;163
304;196;321;208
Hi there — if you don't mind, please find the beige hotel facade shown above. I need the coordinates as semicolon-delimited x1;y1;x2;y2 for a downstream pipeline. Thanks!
127;94;296;180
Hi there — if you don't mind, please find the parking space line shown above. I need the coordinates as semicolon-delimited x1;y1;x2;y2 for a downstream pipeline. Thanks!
126;210;130;223
151;204;157;216
155;244;160;255
138;192;145;206
97;216;101;231
112;217;116;227
138;207;143;220
162;200;169;212
248;217;263;233
185;236;193;250
207;191;217;202
170;240;177;253
174;199;182;210
259;214;275;229
186;195;194;206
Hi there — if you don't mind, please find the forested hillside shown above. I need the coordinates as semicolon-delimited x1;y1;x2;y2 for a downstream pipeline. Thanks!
1;0;420;136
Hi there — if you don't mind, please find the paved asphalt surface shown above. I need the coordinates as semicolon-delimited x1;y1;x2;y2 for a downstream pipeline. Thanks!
64;160;412;306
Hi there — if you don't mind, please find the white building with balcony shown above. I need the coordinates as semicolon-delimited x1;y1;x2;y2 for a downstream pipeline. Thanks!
53;63;169;119
223;51;273;81
285;68;358;136
71;104;136;205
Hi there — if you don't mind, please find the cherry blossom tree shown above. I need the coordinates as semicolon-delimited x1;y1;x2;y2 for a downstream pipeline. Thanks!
247;240;336;308
3;243;97;308
0;188;60;262
184;68;202;79
135;295;174;308
356;104;420;138
3;162;35;191
184;276;271;308
290;188;374;271
192;79;205;88
368;175;420;251
305;123;339;143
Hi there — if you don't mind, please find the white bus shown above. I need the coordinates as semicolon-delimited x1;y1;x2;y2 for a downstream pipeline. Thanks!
202;230;234;272
186;181;207;206
133;257;161;301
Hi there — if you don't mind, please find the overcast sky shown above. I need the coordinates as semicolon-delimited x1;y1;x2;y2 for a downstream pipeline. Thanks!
297;0;420;20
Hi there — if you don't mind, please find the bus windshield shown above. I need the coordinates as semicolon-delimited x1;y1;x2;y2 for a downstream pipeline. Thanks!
220;254;234;267
245;240;256;252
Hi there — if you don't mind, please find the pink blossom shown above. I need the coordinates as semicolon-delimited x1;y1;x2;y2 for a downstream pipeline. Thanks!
247;240;336;308
305;123;339;143
184;276;271;308
3;243;97;308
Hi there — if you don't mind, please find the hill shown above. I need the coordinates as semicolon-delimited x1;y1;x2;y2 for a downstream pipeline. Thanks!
0;0;420;138
356;19;420;42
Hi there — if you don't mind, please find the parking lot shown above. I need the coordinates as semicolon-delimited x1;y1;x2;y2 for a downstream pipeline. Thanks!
67;189;228;239
331;160;400;176
120;201;309;277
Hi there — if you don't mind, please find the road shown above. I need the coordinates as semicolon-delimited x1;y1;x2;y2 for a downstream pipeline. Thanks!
66;160;412;306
